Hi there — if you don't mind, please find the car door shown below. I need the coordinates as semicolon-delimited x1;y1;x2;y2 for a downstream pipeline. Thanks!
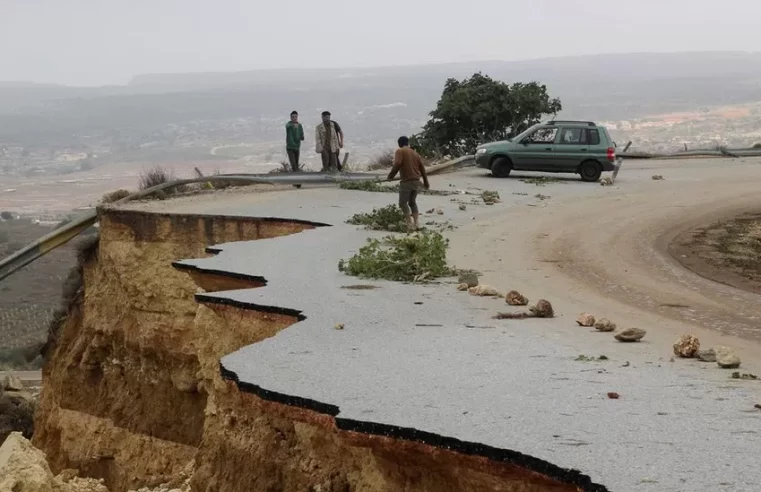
513;127;559;171
554;126;589;171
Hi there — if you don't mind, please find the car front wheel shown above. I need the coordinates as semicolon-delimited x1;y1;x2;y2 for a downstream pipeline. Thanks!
579;160;602;182
491;157;512;178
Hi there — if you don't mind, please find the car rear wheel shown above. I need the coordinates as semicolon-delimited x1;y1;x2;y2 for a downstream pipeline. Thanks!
578;160;602;182
491;157;512;178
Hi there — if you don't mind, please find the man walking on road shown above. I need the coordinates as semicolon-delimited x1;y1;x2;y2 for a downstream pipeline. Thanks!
387;136;429;232
315;111;340;172
285;111;305;172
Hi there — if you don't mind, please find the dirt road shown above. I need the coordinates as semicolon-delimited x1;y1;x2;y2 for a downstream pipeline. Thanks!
448;157;761;364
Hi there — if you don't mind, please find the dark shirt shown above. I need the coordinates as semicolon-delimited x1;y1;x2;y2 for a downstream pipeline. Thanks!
285;122;304;150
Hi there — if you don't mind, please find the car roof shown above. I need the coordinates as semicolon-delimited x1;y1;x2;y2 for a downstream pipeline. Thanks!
544;120;598;127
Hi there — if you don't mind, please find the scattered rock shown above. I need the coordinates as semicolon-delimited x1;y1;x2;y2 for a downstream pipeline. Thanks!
575;313;596;327
614;328;646;342
425;208;435;214
715;346;741;369
2;374;24;392
594;318;616;332
456;283;469;291
468;285;501;297
651;175;664;180
435;208;444;215
0;432;109;492
755;403;761;410
600;177;613;186
673;334;700;358
458;203;467;211
457;271;479;288
696;348;716;362
334;323;345;330
529;299;554;318
505;290;528;306
607;392;620;399
730;372;757;380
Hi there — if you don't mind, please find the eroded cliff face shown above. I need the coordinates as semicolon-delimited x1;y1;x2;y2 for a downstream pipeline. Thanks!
33;207;585;492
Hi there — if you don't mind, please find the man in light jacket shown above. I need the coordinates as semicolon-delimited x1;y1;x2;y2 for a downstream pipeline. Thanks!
315;111;340;172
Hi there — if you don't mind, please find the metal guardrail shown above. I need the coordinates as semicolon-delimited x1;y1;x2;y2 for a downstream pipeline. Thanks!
0;157;474;283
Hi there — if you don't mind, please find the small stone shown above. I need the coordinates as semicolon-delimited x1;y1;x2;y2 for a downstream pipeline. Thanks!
468;285;500;297
458;203;467;211
607;392;620;399
435;208;444;215
754;403;761;410
614;328;646;342
696;348;716;362
334;323;345;330
425;208;435;214
458;271;479;288
673;334;700;358
529;299;554;318
456;283;469;291
715;346;741;369
576;313;596;327
594;318;616;332
2;374;24;392
505;290;528;306
600;177;613;186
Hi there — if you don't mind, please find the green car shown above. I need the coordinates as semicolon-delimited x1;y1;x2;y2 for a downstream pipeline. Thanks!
475;120;617;182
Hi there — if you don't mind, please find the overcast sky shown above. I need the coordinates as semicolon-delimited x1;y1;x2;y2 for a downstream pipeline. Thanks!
2;0;760;86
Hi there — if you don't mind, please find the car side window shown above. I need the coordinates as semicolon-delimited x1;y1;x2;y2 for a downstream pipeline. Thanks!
558;128;587;145
524;128;557;144
587;129;601;145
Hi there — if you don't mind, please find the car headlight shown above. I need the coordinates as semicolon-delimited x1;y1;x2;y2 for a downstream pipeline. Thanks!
476;148;487;155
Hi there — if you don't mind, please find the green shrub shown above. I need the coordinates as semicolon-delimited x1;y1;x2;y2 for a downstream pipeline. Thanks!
338;231;453;282
346;205;407;231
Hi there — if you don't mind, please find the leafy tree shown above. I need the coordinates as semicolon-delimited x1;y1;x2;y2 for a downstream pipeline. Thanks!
411;73;562;158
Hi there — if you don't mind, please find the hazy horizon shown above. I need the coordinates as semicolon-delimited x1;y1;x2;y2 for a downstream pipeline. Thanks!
3;0;761;86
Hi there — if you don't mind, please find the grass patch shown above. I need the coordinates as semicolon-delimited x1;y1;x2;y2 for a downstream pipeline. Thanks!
0;344;44;371
339;180;388;192
338;231;453;283
100;189;131;204
346;205;407;232
367;150;395;171
0;391;36;444
481;190;501;204
575;354;609;362
520;176;560;186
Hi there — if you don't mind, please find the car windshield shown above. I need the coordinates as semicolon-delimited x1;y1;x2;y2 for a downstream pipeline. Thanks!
512;124;541;142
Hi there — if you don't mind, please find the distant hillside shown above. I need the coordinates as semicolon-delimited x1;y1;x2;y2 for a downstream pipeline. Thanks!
1;51;760;147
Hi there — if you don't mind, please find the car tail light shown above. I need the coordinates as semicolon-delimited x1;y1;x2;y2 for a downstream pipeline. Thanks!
606;147;616;162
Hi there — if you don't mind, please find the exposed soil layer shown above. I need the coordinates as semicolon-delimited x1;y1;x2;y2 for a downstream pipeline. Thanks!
670;213;761;295
33;207;595;492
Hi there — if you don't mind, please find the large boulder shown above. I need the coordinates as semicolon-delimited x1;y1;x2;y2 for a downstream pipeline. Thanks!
0;431;57;492
715;346;741;369
614;328;646;342
3;374;24;392
505;290;528;306
529;299;554;318
594;318;616;332
673;334;700;358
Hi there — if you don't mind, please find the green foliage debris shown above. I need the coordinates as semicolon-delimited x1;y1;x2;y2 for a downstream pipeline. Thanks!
338;231;453;283
346;205;407;232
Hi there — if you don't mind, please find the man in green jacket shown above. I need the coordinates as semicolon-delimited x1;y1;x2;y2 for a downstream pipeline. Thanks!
285;110;305;172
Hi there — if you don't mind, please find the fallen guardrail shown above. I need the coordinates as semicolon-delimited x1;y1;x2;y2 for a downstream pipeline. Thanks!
0;156;474;283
